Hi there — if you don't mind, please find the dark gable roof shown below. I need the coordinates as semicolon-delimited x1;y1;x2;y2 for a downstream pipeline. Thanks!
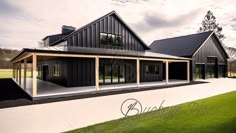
150;31;214;57
50;11;149;49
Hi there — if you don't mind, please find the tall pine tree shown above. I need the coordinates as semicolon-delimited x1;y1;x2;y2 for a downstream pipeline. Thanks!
199;10;225;41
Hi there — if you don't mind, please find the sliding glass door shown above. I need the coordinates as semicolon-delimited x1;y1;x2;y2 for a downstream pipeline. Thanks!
99;63;126;85
112;65;119;83
104;64;112;84
119;64;125;83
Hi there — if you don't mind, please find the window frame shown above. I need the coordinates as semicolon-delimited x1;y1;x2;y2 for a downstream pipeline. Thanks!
100;32;122;47
144;64;160;75
53;64;60;77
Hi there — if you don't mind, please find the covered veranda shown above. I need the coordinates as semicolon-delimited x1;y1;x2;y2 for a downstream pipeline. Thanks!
11;50;190;99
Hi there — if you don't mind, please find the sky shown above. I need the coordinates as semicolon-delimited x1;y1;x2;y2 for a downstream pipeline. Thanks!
0;0;236;50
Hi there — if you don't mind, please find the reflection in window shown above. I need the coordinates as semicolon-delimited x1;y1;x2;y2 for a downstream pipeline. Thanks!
115;35;122;46
99;65;104;84
37;66;41;77
218;65;225;77
119;64;125;83
53;64;60;77
104;64;111;84
99;63;126;84
100;33;122;46
207;65;215;78
145;65;149;73
112;65;119;83
195;64;204;79
145;65;159;74
100;33;108;45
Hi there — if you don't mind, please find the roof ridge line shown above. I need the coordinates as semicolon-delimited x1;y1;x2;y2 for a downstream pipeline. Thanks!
153;31;213;42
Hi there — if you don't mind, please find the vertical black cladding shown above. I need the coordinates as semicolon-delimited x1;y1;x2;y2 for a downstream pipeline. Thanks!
66;58;95;87
192;35;228;79
66;13;147;51
37;58;68;87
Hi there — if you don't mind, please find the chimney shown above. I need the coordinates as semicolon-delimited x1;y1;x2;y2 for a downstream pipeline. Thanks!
62;25;76;35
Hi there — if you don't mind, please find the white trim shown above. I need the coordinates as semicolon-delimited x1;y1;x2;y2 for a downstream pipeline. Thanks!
95;56;99;91
165;61;169;84
192;32;214;56
32;54;37;97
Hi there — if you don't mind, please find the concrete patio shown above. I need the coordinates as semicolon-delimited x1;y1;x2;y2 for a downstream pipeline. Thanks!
17;78;189;99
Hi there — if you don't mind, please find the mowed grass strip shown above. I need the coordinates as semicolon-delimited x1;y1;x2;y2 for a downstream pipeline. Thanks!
0;69;32;78
0;69;12;78
66;91;236;133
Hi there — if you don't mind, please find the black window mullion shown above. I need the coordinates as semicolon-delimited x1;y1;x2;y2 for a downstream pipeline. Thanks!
103;65;105;84
111;64;113;83
118;65;120;83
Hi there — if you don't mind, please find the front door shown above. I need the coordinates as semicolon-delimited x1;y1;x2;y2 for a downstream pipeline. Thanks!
42;65;49;81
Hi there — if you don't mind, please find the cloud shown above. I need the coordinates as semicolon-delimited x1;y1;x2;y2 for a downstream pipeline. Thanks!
112;0;148;4
0;0;21;15
0;0;236;49
231;18;236;22
231;24;236;31
133;9;201;33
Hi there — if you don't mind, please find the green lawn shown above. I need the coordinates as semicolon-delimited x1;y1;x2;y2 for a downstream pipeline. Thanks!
228;72;236;77
66;91;236;133
0;69;32;78
0;69;13;78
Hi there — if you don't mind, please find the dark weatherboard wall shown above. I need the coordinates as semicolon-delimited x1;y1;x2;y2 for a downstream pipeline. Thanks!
66;58;95;87
37;58;68;87
37;57;95;87
37;57;139;87
140;60;163;82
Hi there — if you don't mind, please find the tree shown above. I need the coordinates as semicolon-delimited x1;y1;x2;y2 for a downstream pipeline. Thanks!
199;10;225;41
225;46;236;77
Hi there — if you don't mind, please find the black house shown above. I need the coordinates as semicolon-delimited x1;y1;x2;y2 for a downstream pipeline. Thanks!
11;11;227;99
150;31;229;80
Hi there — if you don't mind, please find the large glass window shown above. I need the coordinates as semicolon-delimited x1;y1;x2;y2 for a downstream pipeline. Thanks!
100;33;122;46
195;64;204;79
119;64;125;83
115;35;122;46
218;65;225;77
37;66;41;78
99;63;126;84
104;64;111;84
207;57;217;78
207;65;215;78
100;33;108;45
144;64;159;74
207;57;216;64
53;64;60;77
99;65;104;84
112;65;119;83
108;34;115;45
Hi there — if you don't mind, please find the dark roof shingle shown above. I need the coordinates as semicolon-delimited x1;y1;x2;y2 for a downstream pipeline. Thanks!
149;31;213;57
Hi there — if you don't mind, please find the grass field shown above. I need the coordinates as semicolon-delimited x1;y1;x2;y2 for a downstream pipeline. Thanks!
0;69;13;78
0;69;32;78
228;72;236;77
67;91;236;133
